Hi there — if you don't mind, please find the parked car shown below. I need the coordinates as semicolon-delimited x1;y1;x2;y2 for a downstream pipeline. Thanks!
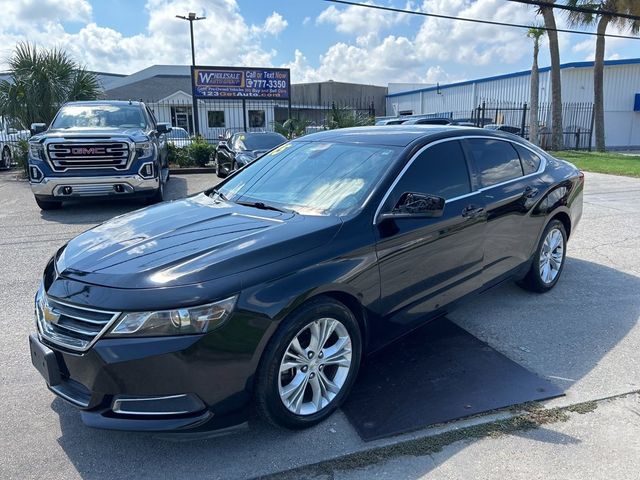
29;125;583;432
401;117;455;125
26;101;171;210
214;131;286;177
484;124;522;135
167;127;192;148
0;116;30;169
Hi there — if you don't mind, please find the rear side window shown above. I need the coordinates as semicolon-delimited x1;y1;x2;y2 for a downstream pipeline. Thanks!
385;140;471;209
466;139;524;188
513;144;542;175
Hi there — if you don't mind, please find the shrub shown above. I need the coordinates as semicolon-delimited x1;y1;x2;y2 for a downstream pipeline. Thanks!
186;135;214;167
15;138;29;177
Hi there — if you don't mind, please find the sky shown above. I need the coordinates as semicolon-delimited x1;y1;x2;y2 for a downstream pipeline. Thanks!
0;0;639;86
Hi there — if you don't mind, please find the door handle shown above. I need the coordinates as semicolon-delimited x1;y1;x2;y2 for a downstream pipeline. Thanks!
523;186;539;199
462;205;485;218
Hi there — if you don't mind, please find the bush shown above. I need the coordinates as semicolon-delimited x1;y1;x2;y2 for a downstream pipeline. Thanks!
15;138;29;177
186;135;214;167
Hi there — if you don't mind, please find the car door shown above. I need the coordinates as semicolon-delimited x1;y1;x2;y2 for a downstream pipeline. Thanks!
374;139;486;332
463;138;545;284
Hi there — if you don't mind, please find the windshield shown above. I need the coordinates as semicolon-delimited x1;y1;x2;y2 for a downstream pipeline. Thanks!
218;141;400;216
240;133;286;151
51;105;148;129
172;129;190;139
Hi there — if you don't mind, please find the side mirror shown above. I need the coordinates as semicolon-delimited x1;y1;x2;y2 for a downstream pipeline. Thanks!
31;123;47;135
157;123;171;134
218;140;228;149
381;192;445;220
218;134;225;140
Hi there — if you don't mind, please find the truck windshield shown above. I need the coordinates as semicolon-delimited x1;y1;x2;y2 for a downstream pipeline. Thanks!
51;105;148;129
218;141;400;216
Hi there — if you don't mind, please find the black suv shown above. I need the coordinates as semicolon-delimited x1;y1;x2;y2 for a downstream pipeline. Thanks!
28;101;171;210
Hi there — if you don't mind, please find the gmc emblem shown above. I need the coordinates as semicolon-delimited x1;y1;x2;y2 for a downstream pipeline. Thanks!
72;147;106;155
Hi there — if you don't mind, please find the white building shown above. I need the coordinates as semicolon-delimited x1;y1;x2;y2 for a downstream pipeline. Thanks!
386;58;640;149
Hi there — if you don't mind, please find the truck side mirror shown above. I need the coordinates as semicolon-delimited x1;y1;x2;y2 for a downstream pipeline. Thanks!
31;123;47;135
157;123;171;134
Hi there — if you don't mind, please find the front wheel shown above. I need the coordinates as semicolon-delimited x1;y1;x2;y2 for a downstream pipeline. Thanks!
255;296;362;429
1;146;11;169
518;219;567;293
145;179;164;204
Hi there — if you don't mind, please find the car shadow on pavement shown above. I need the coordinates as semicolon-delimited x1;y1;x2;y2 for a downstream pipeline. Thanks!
37;176;190;225
50;258;639;479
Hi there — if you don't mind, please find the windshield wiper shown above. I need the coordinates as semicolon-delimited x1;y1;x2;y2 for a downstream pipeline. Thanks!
236;200;292;214
209;188;228;201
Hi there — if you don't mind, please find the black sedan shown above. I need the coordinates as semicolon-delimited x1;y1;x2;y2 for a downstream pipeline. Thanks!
214;131;286;177
29;126;583;432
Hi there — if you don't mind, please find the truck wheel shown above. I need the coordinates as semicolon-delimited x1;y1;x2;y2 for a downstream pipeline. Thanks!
146;180;164;204
1;147;11;169
35;197;62;210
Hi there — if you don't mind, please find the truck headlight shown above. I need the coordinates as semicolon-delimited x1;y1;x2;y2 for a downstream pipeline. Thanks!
107;295;238;337
135;141;154;158
28;142;45;160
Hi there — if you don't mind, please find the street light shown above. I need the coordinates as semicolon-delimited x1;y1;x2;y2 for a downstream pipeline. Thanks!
176;12;206;135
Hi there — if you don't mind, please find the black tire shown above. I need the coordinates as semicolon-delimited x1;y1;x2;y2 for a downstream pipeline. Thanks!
145;179;164;205
255;296;362;430
1;146;11;169
35;197;62;210
518;219;567;293
215;154;225;178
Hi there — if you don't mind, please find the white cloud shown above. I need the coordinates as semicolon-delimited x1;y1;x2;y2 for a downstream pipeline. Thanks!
251;11;288;36
0;0;92;23
317;1;412;36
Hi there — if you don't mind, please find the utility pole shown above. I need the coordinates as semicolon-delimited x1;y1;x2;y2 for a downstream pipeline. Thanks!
176;12;206;136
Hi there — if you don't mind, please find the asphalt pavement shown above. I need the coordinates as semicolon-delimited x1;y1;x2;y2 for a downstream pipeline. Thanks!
0;170;638;480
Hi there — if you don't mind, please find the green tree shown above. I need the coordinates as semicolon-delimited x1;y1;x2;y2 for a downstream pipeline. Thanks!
565;1;640;151
527;26;545;146
326;103;374;129
538;2;565;150
0;43;101;129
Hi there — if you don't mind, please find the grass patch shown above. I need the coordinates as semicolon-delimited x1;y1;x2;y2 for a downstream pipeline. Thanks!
551;150;640;178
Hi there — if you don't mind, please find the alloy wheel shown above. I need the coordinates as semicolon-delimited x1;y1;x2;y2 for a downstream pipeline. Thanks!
278;317;353;416
539;227;564;284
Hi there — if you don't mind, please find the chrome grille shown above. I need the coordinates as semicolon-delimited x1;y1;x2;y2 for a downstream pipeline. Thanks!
47;141;130;171
36;292;120;351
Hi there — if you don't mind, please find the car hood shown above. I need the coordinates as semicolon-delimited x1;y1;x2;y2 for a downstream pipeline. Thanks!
33;127;149;143
56;193;342;289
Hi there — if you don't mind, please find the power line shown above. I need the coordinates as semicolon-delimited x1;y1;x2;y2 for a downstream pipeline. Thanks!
323;0;640;40
506;0;640;22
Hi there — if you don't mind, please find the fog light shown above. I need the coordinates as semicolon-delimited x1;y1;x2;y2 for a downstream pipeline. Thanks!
30;165;43;182
138;162;155;179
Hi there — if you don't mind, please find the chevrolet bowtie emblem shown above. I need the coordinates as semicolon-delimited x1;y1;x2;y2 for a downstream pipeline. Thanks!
42;302;61;324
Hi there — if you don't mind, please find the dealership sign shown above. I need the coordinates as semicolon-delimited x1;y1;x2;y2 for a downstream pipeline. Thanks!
191;66;291;100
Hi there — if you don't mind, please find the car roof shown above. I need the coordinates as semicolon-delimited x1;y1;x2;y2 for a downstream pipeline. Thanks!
63;100;144;107
296;125;502;147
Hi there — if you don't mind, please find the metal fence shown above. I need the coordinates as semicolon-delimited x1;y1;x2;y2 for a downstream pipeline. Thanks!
146;97;377;145
408;101;595;150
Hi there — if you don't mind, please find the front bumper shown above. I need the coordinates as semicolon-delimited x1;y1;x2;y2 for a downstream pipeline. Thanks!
30;173;159;198
29;330;253;432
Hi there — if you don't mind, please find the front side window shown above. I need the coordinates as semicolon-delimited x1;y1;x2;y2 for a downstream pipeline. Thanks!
51;105;148;129
383;140;471;211
465;138;523;188
219;142;401;216
208;110;225;128
248;110;265;128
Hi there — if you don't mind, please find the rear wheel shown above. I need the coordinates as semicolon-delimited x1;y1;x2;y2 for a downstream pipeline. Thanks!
518;219;567;293
255;296;362;429
1;146;11;169
35;197;62;210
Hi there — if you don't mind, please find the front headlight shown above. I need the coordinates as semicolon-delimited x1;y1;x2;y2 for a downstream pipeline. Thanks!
29;142;45;160
107;295;238;337
135;141;154;158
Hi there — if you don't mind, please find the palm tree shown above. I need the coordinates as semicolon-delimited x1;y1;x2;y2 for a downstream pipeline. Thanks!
0;43;101;129
527;26;545;146
565;1;640;151
538;2;564;150
326;103;374;129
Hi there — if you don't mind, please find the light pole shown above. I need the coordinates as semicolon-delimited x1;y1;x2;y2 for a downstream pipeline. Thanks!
176;12;206;136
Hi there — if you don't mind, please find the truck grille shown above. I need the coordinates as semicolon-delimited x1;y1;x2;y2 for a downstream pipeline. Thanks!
36;293;120;351
47;142;130;171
